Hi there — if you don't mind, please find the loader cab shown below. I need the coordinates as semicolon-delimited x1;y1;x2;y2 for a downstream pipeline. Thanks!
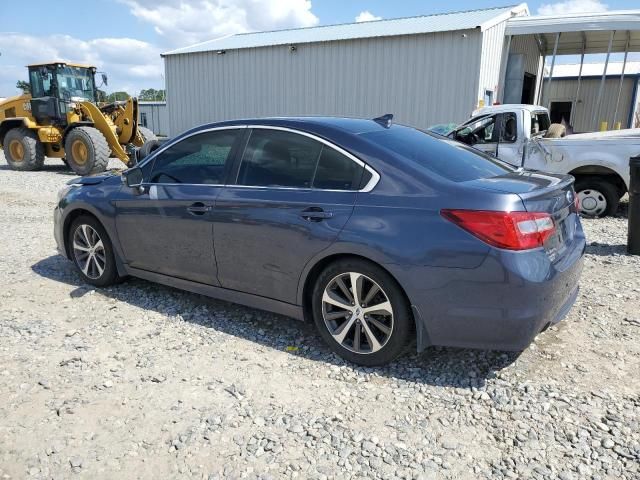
27;63;98;125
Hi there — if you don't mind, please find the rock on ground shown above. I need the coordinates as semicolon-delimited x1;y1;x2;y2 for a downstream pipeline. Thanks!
0;154;638;479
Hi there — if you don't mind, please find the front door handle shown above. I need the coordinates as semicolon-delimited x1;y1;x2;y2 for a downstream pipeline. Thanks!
300;207;333;222
187;202;212;215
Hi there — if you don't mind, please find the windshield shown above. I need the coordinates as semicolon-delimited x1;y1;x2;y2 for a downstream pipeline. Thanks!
361;126;515;183
56;66;96;102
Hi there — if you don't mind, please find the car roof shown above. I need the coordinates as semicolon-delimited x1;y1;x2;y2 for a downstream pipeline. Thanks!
194;116;396;136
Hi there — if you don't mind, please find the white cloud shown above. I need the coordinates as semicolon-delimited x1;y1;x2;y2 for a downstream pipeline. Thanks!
538;0;608;15
0;33;163;96
355;10;382;23
120;0;319;48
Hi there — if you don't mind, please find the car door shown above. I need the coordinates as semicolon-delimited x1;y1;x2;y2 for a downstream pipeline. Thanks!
114;127;245;285
212;126;375;304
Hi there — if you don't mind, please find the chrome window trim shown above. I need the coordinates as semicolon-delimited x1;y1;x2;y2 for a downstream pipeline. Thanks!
237;125;380;193
137;125;248;169
136;124;381;193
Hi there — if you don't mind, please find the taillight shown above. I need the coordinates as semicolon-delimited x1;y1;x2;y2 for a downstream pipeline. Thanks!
573;190;580;212
441;209;556;250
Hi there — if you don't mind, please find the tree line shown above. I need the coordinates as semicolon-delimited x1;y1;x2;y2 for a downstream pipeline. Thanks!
15;81;165;102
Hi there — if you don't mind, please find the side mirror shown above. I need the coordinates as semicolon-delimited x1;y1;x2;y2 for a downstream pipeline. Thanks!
123;167;143;188
101;73;108;86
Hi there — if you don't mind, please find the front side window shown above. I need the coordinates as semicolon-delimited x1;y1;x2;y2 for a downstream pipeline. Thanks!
149;129;240;184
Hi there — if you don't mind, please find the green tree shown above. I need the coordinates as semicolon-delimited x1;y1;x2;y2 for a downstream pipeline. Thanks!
139;88;166;101
106;91;131;102
16;80;30;94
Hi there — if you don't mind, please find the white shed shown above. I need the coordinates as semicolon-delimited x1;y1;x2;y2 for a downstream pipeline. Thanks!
162;5;529;135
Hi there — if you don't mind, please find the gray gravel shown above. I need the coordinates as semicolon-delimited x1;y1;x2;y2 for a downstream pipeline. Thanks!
0;154;639;480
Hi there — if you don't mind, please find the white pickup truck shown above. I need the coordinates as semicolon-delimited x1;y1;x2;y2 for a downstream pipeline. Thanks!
449;104;640;217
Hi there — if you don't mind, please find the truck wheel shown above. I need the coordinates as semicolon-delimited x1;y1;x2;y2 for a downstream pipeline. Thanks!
3;127;45;171
575;177;619;217
65;127;110;175
137;126;157;143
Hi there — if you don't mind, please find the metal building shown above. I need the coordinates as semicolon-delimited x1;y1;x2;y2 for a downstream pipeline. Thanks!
138;101;169;137
162;5;529;135
543;62;640;132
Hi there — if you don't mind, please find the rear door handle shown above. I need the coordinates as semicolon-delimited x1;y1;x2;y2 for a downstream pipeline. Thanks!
187;202;212;215
300;207;333;222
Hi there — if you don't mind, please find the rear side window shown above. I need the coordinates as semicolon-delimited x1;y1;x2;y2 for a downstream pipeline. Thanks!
313;146;363;190
238;129;322;188
361;126;514;183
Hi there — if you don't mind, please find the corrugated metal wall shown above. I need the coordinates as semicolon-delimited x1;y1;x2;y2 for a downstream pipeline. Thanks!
510;35;541;75
478;21;507;105
545;76;636;132
139;103;169;136
164;29;485;135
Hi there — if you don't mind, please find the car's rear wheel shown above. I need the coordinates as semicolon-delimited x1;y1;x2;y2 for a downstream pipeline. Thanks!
312;259;412;366
68;216;119;287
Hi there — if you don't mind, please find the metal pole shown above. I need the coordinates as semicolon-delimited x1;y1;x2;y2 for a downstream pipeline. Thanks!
536;55;546;105
629;156;640;254
594;30;615;131
571;33;586;127
498;35;512;103
612;31;630;128
544;32;560;109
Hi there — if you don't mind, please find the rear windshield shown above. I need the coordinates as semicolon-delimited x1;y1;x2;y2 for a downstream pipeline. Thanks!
361;126;515;182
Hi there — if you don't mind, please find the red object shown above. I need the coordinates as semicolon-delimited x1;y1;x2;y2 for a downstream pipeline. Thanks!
441;209;556;250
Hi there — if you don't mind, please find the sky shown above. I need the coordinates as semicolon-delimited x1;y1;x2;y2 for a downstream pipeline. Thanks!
1;0;639;97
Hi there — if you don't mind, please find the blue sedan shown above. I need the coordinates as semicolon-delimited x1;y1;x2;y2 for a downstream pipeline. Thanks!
54;116;585;366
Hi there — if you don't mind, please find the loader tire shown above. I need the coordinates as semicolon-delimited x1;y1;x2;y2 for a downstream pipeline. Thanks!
65;127;110;176
3;127;45;171
137;126;157;144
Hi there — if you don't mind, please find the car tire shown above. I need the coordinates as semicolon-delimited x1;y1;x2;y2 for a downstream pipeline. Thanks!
575;177;619;217
68;215;120;287
311;258;412;366
64;127;110;175
3;127;45;171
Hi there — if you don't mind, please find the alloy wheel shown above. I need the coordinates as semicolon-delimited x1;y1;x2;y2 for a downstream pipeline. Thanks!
322;272;394;354
72;224;106;279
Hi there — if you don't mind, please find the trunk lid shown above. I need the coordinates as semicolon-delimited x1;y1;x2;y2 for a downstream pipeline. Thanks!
464;170;578;259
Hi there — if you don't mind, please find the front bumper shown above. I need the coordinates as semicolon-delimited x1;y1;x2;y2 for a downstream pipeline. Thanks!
394;226;585;352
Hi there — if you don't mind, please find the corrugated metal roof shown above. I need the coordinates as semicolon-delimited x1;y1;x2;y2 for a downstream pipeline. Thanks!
163;4;527;56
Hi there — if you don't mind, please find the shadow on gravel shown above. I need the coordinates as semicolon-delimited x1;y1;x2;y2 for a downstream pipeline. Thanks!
32;254;519;388
585;243;628;256
0;163;70;173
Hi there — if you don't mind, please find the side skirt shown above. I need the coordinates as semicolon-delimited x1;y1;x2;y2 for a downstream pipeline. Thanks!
125;266;305;321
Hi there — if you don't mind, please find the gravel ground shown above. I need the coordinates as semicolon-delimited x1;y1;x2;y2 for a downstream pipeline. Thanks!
0;153;638;480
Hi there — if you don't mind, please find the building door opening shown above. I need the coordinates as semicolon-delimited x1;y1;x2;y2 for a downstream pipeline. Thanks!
521;73;535;104
549;101;572;125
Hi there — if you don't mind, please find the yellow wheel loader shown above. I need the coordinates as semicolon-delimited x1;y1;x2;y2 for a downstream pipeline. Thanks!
0;62;156;175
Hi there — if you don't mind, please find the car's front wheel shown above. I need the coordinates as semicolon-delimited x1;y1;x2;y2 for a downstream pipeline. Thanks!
312;259;412;366
68;216;119;287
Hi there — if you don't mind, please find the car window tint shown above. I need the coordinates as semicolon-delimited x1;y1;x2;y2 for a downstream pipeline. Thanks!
149;130;240;184
362;126;515;183
313;146;363;190
501;113;517;143
238;129;322;188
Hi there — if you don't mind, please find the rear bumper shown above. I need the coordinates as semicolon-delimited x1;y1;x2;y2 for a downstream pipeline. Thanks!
394;225;585;352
